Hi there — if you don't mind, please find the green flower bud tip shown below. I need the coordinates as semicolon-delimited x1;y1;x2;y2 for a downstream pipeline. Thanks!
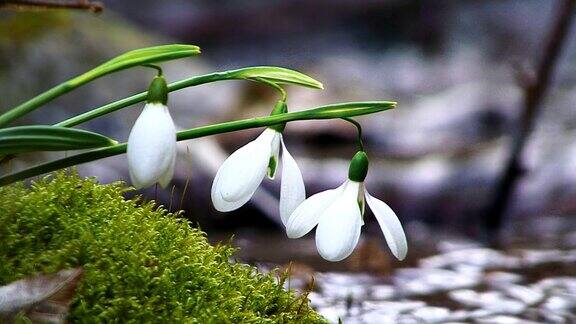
147;76;168;105
269;100;287;133
348;151;369;182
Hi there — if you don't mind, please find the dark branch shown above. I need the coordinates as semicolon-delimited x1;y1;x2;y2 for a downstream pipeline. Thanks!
484;0;576;242
0;0;104;13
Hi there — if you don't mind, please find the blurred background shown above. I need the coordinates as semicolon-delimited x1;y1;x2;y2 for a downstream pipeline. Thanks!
2;1;576;322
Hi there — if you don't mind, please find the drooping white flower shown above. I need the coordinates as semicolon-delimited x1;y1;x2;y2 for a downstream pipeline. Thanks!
286;151;407;262
211;127;305;224
127;76;176;189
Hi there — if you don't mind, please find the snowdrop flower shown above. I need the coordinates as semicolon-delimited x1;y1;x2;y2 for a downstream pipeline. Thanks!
127;75;176;189
286;151;407;262
211;101;305;224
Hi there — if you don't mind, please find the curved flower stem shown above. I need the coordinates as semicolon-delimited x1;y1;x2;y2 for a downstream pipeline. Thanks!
0;45;201;127
341;117;364;151
55;70;286;128
141;64;163;76
0;84;71;127
252;77;287;102
0;101;395;186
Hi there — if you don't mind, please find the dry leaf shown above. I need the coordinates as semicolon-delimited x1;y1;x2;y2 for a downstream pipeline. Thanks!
0;267;83;323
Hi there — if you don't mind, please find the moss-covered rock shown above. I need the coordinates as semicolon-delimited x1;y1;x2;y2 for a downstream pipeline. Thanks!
0;172;325;323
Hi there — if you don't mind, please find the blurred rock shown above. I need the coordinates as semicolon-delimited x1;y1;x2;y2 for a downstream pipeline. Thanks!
409;306;451;323
258;218;576;323
419;248;521;270
394;268;480;296
485;271;523;287
369;285;396;300
504;285;544;306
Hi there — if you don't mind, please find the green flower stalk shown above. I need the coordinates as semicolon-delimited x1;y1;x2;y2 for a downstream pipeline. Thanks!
0;101;395;186
0;45;201;128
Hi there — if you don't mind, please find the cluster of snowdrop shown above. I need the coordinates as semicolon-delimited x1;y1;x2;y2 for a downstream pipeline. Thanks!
128;75;407;262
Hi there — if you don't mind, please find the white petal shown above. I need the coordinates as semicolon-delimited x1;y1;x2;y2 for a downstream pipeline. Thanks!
158;150;176;188
365;191;407;260
267;132;281;179
127;103;176;189
279;136;306;225
316;181;363;262
211;129;275;211
285;182;345;238
211;168;255;212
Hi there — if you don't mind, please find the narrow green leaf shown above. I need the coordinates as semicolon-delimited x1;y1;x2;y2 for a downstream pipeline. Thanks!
226;66;324;89
57;66;324;128
0;126;117;154
68;44;201;87
0;101;395;186
0;44;201;127
284;101;397;120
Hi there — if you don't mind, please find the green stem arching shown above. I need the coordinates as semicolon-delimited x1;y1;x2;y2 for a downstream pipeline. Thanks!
54;70;289;128
341;117;364;151
0;101;395;186
1;64;322;129
0;84;72;128
0;44;201;127
253;77;287;102
55;71;238;127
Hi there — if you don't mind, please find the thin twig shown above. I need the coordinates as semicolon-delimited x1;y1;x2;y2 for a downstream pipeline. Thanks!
168;185;176;212
484;0;576;241
0;0;104;13
178;146;192;211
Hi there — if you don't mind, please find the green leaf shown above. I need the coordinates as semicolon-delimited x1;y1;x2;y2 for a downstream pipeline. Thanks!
68;44;201;87
0;44;201;127
0;101;395;185
290;101;396;119
56;66;323;128
226;66;324;89
0;126;117;154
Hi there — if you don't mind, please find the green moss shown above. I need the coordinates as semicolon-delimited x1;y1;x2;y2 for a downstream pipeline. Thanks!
0;171;326;323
